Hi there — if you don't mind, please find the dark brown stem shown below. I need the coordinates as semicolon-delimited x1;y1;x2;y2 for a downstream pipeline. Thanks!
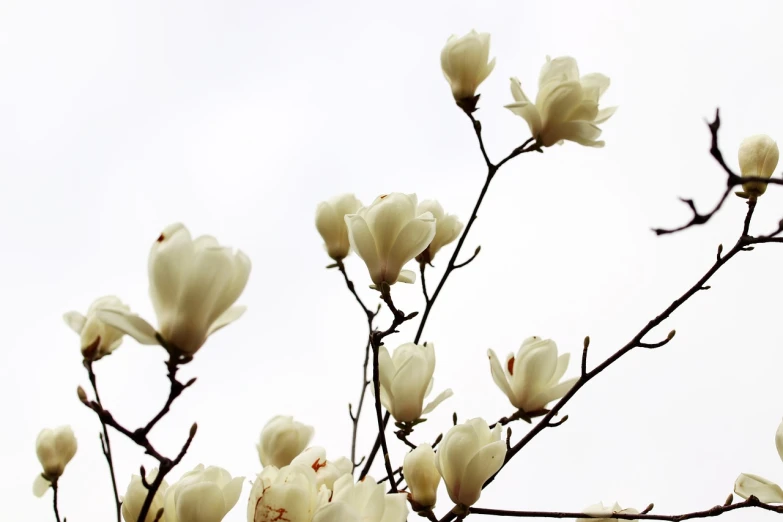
84;361;121;522
52;480;62;522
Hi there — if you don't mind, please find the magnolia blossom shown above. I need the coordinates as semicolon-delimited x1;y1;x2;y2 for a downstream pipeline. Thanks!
577;502;639;522
247;464;328;522
98;223;251;356
734;418;783;503
311;474;408;522
737;134;779;198
403;444;441;509
291;447;352;490
165;465;243;522
257;416;314;468
33;426;77;497
63;296;130;360
122;469;168;522
488;336;578;412
415;200;463;265
378;342;452;423
436;418;506;508
440;30;496;107
505;56;617;147
345;193;436;287
315;194;363;260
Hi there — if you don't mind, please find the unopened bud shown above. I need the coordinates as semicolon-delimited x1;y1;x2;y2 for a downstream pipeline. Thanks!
76;386;88;403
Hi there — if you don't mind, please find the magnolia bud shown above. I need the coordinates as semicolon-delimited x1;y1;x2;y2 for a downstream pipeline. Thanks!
440;30;496;110
315;194;363;261
737;134;779;198
35;426;77;479
257;415;314;468
403;444;441;509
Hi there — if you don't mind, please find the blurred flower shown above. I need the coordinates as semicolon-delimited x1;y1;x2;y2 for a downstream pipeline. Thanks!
415;200;463;265
378;342;452;423
63;296;131;360
436;418;505;508
440;30;496;111
316;194;363;261
577;502;639;522
121;468;168;522
345;194;435;287
505;56;616;147
291;447;352;490
734;418;783;504
247;464;328;522
488;336;577;412
257;416;314;469
98;223;251;356
737;134;779;198
33;426;77;497
165;464;243;522
403;443;441;510
311;474;408;522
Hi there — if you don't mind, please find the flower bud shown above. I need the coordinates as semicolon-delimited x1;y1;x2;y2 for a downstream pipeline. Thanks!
436;418;506;508
257;416;314;468
63;296;131;360
440;30;496;110
403;444;441;509
737;134;779;198
316;194;363;261
577;502;639;522
33;426;77;497
165;464;244;522
415;200;463;265
121;468;168;522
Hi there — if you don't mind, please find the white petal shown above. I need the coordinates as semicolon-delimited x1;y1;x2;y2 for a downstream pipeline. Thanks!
734;473;783;503
458;440;506;507
96;309;159;346
380;493;409;522
384;215;436;284
345;214;381;285
776;419;783;463
594;106;618;124
397;269;416;284
62;311;86;334
487;349;515;404
421;388;453;415
206;305;247;337
32;475;50;497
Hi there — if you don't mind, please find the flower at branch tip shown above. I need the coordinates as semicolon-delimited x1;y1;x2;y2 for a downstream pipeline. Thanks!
257;415;315;469
734;473;783;503
505;56;617;148
403;443;441;510
311;474;408;522
291;447;352;490
316;194;363;261
415;200;464;265
33;426;77;497
165;464;244;522
737;134;779;198
121;468;169;522
436;417;506;508
440;30;496;112
63;295;131;361
377;342;453;423
345;193;436;287
97;223;251;356
577;502;639;522
247;464;328;522
488;336;578;412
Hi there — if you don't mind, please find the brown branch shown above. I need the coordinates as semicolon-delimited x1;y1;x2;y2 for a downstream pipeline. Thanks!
468;496;783;520
52;480;63;522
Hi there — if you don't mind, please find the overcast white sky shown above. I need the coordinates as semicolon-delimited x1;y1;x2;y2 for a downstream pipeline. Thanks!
3;1;783;521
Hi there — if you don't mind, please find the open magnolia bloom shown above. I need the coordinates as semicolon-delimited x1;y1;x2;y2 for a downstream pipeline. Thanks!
247;464;329;522
378;342;453;424
33;426;78;497
734;419;783;503
488;336;578;412
291;447;352;491
345;193;436;287
505;56;617;148
311;474;408;522
414;199;464;265
165;464;244;522
257;415;314;469
63;295;131;361
577;502;639;522
440;30;496;108
736;134;779;198
98;223;251;356
315;193;363;261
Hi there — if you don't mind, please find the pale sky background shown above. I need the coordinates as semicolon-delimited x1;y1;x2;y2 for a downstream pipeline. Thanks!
3;1;783;521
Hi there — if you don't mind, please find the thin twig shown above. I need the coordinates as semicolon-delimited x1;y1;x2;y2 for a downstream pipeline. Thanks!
52;480;62;522
84;361;121;522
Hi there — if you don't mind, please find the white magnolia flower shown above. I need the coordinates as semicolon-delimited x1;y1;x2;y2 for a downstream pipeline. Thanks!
98;223;251;356
378;342;452;423
63;296;131;360
577;502;639;522
440;30;496;106
121;468;169;522
247;464;328;522
488;336;578;412
257;416;315;469
315;194;363;261
312;474;408;522
436;418;506;508
345;193;436;287
291;447;352;491
737;134;779;198
403;444;441;509
734;418;783;504
33;426;77;497
165;464;244;522
505;56;617;148
415;200;463;265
